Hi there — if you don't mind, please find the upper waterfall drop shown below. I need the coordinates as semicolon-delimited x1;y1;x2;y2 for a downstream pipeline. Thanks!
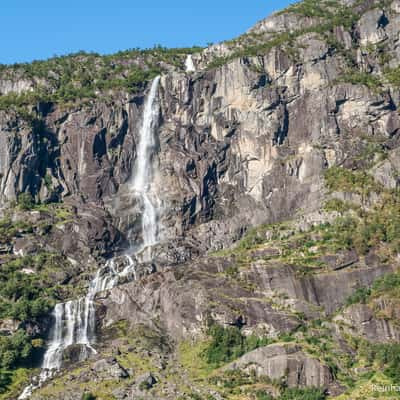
132;76;160;193
185;55;196;73
130;76;161;256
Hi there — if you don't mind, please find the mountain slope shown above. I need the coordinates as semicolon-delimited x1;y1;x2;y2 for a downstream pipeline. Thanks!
1;0;400;399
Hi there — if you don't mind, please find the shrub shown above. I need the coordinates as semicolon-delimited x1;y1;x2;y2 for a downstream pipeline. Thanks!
324;167;381;196
359;343;400;382
345;287;372;306
338;71;382;89
0;252;70;323
81;393;96;400
203;324;271;366
256;391;274;400
17;193;35;211
0;370;11;394
0;330;32;369
372;272;400;293
385;66;400;87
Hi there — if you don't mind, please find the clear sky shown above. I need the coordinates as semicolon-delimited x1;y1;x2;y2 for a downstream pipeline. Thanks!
0;1;295;65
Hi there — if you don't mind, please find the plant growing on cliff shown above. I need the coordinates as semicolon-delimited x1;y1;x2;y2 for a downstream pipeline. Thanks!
81;393;96;400
385;66;400;87
337;71;383;90
345;287;372;306
203;324;271;366
0;331;33;370
17;193;35;211
358;341;400;382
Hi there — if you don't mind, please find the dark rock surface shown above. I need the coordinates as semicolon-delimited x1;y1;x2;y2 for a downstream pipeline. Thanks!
4;1;400;399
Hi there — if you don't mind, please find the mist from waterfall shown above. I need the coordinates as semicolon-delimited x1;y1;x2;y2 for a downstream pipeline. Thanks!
19;76;161;399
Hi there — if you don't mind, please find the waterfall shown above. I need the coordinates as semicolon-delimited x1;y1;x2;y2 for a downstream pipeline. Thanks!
131;75;161;259
185;55;196;72
19;76;161;399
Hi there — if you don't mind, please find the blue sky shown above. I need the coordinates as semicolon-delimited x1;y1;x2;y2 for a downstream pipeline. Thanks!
1;1;295;65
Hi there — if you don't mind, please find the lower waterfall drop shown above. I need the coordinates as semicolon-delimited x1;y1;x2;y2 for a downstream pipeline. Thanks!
19;76;161;399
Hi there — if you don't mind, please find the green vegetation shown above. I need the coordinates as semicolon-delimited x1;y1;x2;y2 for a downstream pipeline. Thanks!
138;380;153;391
204;0;396;97
346;271;400;306
385;66;400;87
0;332;38;395
362;343;400;382
214;163;400;277
352;340;400;386
323;166;400;254
17;193;35;211
0;368;30;398
324;167;382;197
0;252;73;321
373;272;400;297
345;287;372;306
0;331;33;370
0;208;79;395
0;218;33;245
81;393;96;400
324;198;359;213
0;249;73;393
206;0;363;70
0;46;202;110
337;71;383;90
256;392;274;400
279;387;326;400
203;324;271;366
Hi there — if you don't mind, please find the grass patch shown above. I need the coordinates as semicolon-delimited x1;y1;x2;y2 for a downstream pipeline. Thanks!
179;340;215;381
279;387;327;400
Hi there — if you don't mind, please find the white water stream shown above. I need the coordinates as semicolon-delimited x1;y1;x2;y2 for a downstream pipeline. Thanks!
185;55;196;72
19;76;161;399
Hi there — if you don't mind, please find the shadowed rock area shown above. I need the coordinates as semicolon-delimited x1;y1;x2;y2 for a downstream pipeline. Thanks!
1;0;400;399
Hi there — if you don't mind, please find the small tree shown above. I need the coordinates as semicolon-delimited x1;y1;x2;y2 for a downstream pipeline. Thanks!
17;193;34;211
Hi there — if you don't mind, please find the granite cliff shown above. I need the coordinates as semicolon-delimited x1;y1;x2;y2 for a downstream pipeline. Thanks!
0;0;400;399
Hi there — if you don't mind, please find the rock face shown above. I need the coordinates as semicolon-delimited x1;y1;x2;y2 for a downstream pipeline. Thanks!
99;258;302;340
334;302;400;342
99;257;394;341
226;344;334;389
1;1;399;263
3;1;400;399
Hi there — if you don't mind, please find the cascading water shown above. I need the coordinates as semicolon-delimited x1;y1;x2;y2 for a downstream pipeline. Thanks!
130;75;161;259
19;76;161;399
185;54;196;72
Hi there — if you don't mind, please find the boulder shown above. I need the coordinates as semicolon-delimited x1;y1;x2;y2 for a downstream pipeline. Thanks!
226;343;334;389
92;357;129;379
